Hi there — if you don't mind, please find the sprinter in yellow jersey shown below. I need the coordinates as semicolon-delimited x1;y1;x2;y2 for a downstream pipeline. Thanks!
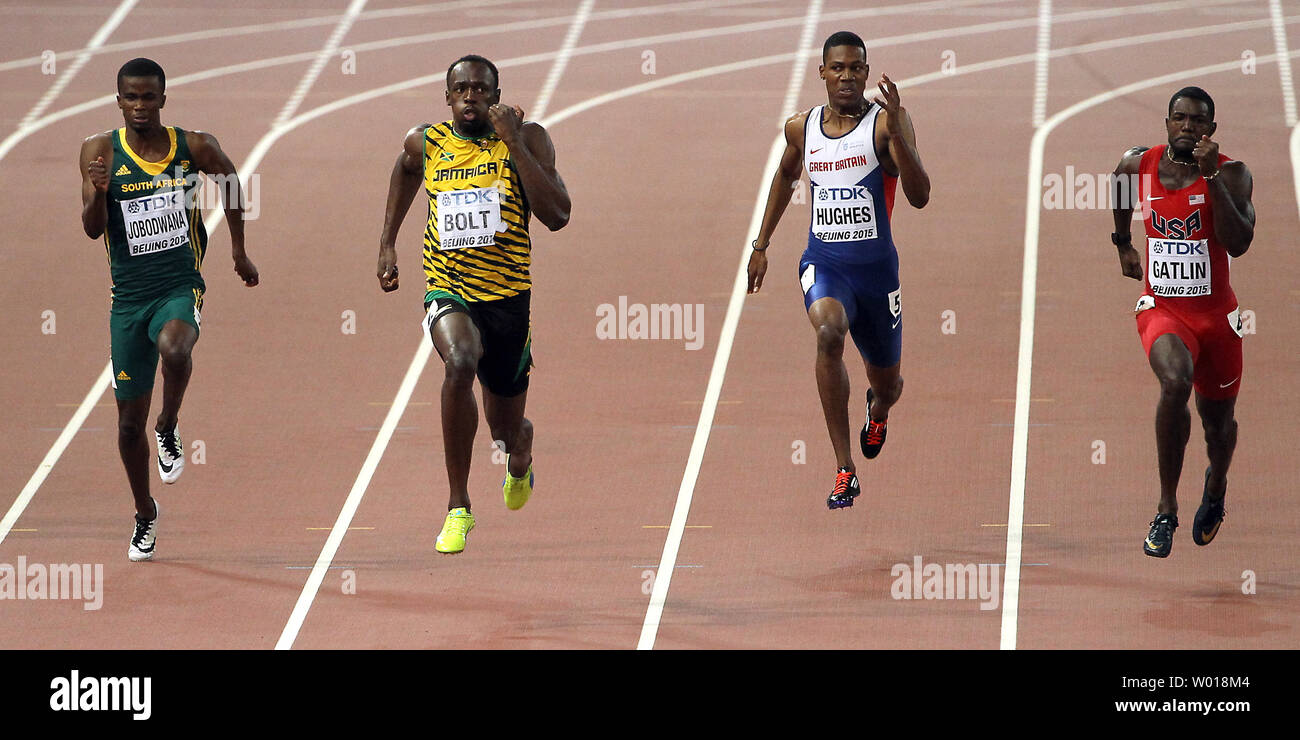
79;58;258;561
375;54;570;554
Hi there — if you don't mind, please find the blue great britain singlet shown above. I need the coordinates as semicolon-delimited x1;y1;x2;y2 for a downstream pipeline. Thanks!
804;104;898;265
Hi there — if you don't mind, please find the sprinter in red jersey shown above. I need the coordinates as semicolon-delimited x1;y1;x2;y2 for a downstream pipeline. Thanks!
1110;87;1254;558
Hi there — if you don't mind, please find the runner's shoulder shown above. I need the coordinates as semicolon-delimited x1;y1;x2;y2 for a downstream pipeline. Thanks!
82;130;114;150
784;108;814;147
404;123;433;155
1115;145;1149;173
181;129;221;153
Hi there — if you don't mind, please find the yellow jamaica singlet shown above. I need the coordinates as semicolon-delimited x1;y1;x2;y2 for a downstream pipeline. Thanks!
422;121;531;302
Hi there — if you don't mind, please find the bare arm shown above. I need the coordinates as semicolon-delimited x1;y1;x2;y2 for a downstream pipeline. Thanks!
747;111;807;294
79;134;112;239
376;126;426;292
1205;161;1254;257
189;131;258;286
1111;147;1147;281
876;74;929;209
490;105;570;231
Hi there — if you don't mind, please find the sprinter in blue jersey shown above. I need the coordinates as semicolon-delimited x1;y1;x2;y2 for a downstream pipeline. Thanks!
747;31;931;510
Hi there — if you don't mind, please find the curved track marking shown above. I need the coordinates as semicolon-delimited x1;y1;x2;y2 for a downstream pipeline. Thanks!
1001;48;1300;650
0;0;537;73
0;5;375;548
274;2;600;650
0;0;136;162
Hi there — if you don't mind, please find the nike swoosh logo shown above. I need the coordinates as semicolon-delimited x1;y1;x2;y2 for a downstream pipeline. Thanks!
1199;521;1221;542
1147;196;1164;201
891;318;901;330
810;148;822;155
159;459;173;472
1219;377;1239;388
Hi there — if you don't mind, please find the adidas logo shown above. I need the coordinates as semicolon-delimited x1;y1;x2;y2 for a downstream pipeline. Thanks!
116;370;131;381
114;164;130;176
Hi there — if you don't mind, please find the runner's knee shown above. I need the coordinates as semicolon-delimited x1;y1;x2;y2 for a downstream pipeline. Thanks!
117;414;145;441
443;344;481;385
1157;374;1192;403
157;341;191;370
815;323;847;355
1202;416;1237;446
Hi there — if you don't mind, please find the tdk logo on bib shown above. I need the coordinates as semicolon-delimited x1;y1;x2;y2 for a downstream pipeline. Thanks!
1151;240;1204;256
819;186;870;201
126;190;183;215
438;189;498;208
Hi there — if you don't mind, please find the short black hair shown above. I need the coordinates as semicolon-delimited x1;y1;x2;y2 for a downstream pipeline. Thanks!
822;31;867;63
446;54;499;90
117;57;165;93
1168;86;1214;120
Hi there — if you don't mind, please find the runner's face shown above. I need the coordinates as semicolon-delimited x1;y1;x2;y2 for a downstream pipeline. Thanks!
446;62;499;136
117;77;165;134
1165;97;1216;158
820;46;868;106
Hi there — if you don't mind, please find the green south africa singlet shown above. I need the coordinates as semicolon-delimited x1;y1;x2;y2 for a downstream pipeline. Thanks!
104;126;206;303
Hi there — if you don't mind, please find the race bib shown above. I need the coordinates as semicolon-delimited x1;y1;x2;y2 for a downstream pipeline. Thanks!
120;189;190;257
437;187;506;250
813;185;876;242
1147;237;1210;297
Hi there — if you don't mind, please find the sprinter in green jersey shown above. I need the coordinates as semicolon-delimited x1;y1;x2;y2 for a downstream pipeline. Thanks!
79;58;258;561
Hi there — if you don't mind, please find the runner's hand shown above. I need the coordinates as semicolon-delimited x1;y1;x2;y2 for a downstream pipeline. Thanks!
1193;135;1219;177
88;156;109;192
488;103;526;145
747;246;768;294
234;255;259;287
1117;244;1142;281
876;74;904;138
377;246;399;292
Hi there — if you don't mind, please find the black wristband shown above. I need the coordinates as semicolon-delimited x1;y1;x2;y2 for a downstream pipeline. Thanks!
751;239;768;252
1111;232;1132;247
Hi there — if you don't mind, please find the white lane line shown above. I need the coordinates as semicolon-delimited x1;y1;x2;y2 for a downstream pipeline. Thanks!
0;0;536;73
0;365;111;548
1033;0;1051;127
635;0;823;652
0;0;1235;169
0;0;136;163
251;0;1261;651
1271;0;1298;127
17;0;136;127
0;4;808;547
273;342;432;650
0;4;365;548
273;4;599;652
1001;48;1300;650
531;0;595;122
0;0;758;166
274;0;368;128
